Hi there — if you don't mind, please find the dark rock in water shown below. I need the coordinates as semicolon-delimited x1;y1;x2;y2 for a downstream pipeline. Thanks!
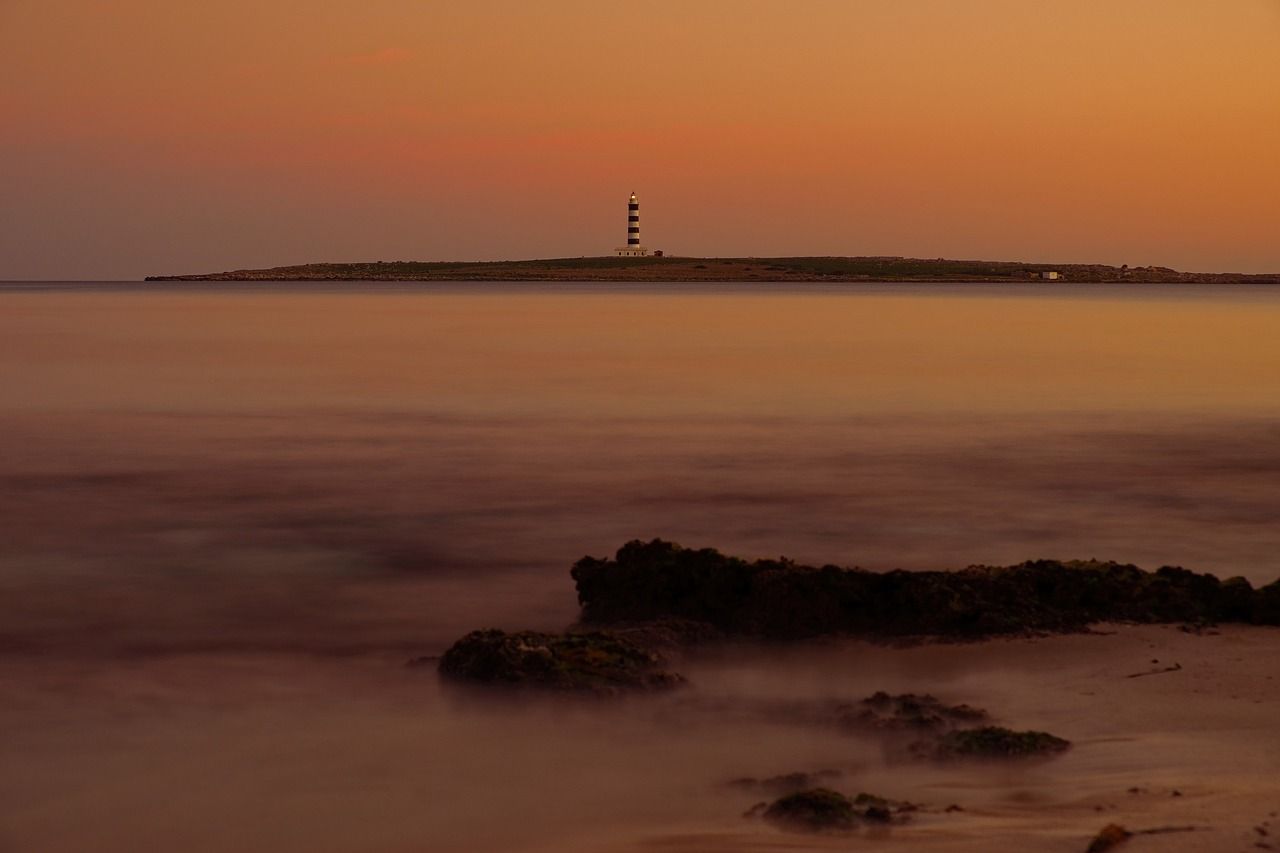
739;692;988;739
837;691;989;733
436;629;684;694
1256;579;1280;625
861;804;892;823
921;726;1071;760
572;539;1279;639
1085;823;1133;852
852;792;893;811
727;770;843;795
761;788;861;832
759;788;916;833
851;792;915;822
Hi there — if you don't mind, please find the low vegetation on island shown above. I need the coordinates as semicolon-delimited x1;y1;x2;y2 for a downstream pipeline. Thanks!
144;255;1280;283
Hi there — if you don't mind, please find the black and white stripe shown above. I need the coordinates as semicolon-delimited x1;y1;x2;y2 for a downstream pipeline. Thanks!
615;192;647;256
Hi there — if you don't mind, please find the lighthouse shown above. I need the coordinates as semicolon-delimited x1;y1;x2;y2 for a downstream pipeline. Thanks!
614;192;649;257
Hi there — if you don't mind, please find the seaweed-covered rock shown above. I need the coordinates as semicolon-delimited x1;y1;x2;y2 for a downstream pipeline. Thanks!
437;629;684;694
837;691;989;733
571;539;1278;639
761;789;860;832
921;726;1071;760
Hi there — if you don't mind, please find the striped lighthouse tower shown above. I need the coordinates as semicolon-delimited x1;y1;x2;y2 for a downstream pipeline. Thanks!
615;192;648;256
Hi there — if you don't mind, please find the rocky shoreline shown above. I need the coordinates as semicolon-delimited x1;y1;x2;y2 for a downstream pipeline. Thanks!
428;539;1280;844
571;540;1280;640
435;538;1280;691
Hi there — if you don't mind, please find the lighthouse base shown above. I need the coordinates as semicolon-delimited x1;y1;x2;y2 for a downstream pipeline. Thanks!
615;247;649;257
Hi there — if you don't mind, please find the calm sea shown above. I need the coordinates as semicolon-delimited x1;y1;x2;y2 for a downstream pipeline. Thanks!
2;280;1279;655
4;281;1280;853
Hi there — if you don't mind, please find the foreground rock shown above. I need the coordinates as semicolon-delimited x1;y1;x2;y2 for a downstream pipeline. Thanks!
760;788;915;833
572;539;1280;639
921;726;1072;760
436;629;684;694
1086;824;1132;852
836;691;989;733
759;789;858;832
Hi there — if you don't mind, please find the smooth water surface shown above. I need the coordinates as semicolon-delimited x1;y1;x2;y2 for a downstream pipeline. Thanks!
2;281;1280;852
3;281;1279;652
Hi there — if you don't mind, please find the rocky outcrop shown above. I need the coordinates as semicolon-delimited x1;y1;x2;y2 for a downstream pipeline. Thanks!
436;629;684;694
759;788;916;833
836;691;989;733
759;789;860;832
572;539;1280;640
1256;578;1280;624
1086;824;1133;853
921;726;1072;760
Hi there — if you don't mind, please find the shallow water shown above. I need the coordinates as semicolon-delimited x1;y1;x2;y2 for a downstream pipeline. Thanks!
2;281;1279;851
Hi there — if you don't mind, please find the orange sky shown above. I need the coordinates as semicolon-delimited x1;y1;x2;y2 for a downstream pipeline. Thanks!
2;0;1278;279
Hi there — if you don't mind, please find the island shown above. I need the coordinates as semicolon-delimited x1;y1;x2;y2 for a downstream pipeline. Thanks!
145;255;1280;283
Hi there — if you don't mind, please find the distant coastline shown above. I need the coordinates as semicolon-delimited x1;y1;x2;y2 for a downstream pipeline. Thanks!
145;256;1280;284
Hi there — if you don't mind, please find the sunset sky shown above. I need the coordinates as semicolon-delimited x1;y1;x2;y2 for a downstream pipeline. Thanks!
3;0;1278;279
